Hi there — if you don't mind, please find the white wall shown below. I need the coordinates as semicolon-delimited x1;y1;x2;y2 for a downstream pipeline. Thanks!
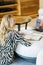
40;0;43;8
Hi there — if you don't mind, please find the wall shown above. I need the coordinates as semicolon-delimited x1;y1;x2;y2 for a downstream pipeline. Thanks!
40;0;43;8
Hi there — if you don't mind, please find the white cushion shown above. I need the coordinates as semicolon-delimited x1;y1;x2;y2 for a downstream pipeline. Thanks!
36;50;43;65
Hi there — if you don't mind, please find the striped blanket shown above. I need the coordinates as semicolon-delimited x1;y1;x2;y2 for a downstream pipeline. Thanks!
0;30;31;65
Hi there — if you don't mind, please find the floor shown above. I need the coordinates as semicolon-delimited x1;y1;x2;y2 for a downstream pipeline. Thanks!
9;56;36;65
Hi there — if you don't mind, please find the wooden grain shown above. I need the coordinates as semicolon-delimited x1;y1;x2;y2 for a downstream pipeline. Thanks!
0;11;18;18
20;0;39;17
0;0;39;18
14;16;31;24
0;4;18;8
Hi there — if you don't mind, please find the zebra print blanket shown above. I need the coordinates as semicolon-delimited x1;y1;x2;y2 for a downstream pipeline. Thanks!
0;30;31;65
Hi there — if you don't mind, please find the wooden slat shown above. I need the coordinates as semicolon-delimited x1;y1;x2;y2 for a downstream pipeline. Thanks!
20;0;39;17
21;6;38;15
21;0;34;2
0;10;18;18
0;4;18;8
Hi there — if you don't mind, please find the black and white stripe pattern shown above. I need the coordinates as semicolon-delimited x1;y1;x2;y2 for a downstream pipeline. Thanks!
0;30;31;65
